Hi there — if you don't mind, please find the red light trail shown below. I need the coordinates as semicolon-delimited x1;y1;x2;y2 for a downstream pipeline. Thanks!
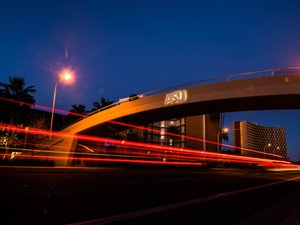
0;123;293;168
0;97;292;168
0;153;203;167
0;96;286;159
0;97;83;117
108;120;284;159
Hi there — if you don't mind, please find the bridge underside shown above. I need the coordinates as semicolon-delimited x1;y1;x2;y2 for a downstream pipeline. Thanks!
79;94;300;137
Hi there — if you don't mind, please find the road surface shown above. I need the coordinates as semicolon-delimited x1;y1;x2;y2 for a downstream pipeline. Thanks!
0;166;300;225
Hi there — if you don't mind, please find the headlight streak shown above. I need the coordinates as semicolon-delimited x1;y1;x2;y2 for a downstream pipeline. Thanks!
0;97;283;158
0;153;203;166
108;120;284;159
0;97;83;116
0;96;294;169
0;123;294;168
1;142;290;167
0;96;284;159
0;147;296;168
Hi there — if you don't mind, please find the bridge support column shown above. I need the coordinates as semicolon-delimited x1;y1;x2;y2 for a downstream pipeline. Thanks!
49;137;78;166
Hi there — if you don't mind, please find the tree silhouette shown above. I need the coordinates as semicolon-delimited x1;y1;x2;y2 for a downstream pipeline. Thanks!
91;97;114;112
0;76;36;105
65;104;88;126
0;76;36;124
69;104;88;115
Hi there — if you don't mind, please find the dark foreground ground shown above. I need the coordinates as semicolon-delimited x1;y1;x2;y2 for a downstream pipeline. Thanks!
1;166;300;225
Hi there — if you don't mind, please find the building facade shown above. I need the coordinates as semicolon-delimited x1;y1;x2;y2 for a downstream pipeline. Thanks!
123;114;220;152
233;121;287;159
72;114;221;166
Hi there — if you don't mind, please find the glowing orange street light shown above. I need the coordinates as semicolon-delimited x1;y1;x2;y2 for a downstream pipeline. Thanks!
59;68;74;83
50;68;75;137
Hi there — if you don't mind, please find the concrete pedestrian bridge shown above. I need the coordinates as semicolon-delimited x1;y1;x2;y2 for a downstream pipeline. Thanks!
50;67;300;165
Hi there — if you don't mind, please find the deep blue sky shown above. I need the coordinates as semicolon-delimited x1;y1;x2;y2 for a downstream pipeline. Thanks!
1;0;300;160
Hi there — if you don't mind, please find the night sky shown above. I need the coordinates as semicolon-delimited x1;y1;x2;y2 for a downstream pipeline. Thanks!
1;0;300;160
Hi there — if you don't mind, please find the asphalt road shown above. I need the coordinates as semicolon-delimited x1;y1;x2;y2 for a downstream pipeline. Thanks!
1;166;300;225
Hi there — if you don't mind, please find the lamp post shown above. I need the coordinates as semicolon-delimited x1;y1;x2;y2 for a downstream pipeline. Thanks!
49;68;74;137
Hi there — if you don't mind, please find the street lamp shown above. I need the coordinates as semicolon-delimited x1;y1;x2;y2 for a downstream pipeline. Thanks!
49;68;74;137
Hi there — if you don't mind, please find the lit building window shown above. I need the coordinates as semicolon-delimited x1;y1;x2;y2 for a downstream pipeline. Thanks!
161;121;165;139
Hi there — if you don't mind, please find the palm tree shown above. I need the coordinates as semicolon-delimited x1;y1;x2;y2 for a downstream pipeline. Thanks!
65;104;88;127
0;76;36;124
0;76;36;105
91;97;114;112
69;104;88;115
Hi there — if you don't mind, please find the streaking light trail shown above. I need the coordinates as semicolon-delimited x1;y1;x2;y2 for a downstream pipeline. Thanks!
0;96;284;159
0;97;291;168
0;123;293;168
108;120;284;159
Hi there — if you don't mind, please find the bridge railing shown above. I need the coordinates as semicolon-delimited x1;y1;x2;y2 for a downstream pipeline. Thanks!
70;66;300;125
141;66;300;97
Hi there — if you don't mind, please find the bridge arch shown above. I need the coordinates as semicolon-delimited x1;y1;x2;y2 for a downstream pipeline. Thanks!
50;71;300;165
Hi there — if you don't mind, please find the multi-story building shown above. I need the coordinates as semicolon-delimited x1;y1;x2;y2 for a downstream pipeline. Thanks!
233;121;287;159
124;114;220;152
74;114;221;166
